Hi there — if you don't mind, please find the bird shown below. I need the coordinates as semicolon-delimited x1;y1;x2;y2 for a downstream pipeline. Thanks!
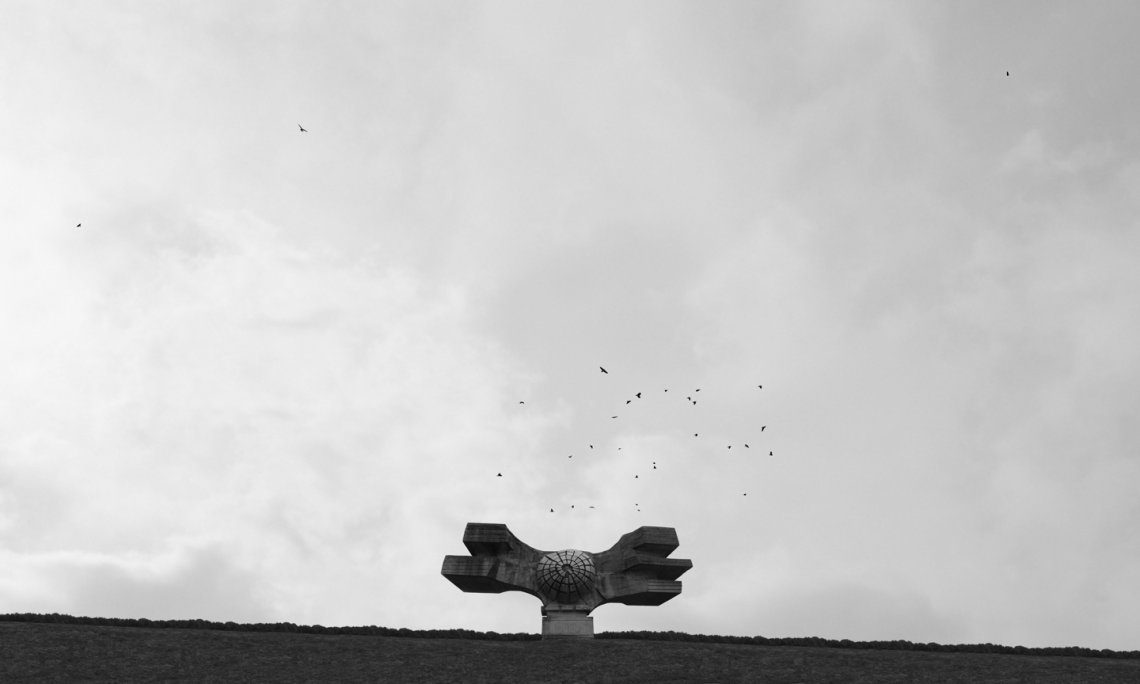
76;223;81;227
1006;71;1010;77
298;124;307;132
519;401;525;405
727;445;732;449
568;454;573;458
761;426;766;432
626;400;631;404
757;385;762;389
588;505;595;509
744;444;750;449
550;508;554;513
612;415;618;419
769;451;773;456
635;392;641;399
599;366;608;374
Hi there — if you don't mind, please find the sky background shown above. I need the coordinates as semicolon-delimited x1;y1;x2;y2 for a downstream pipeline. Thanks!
2;0;1139;650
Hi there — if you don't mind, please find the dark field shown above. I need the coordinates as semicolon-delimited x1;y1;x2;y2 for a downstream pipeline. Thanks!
2;621;1138;683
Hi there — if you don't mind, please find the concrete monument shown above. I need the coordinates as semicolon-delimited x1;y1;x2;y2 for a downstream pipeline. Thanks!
441;522;692;638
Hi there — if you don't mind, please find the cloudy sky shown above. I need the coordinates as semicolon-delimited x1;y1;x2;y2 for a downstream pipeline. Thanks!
3;0;1139;650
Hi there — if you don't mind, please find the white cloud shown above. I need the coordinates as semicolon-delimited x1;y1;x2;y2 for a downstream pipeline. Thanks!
2;0;1139;652
0;208;559;624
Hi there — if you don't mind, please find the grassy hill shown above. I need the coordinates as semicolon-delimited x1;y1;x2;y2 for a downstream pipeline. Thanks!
2;616;1137;683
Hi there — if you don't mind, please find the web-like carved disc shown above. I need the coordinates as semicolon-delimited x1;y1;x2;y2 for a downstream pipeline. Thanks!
536;549;596;604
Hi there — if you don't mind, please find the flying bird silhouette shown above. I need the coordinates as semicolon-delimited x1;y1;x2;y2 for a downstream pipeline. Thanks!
599;366;608;374
76;223;81;227
497;473;502;477
298;124;307;132
1006;71;1010;76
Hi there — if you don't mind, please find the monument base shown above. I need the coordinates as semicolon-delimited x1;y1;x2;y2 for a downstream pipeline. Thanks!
541;610;594;639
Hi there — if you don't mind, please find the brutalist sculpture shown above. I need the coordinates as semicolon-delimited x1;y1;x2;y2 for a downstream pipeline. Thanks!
441;522;692;638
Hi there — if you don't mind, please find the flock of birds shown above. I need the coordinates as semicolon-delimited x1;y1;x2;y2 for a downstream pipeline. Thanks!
503;365;774;515
69;91;1028;514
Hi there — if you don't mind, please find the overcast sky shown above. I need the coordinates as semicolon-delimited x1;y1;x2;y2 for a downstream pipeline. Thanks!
2;0;1139;651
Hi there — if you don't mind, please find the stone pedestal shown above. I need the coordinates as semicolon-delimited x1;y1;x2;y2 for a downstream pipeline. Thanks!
541;610;594;639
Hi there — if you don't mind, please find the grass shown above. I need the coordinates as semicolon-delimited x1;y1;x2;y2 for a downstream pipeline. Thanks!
2;621;1139;683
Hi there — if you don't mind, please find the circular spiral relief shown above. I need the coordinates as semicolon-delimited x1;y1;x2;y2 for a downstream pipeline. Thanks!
536;549;596;603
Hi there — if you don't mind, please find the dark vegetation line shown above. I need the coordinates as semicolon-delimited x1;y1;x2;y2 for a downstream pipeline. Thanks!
1;613;1136;660
0;615;538;642
597;631;1140;659
0;613;538;642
